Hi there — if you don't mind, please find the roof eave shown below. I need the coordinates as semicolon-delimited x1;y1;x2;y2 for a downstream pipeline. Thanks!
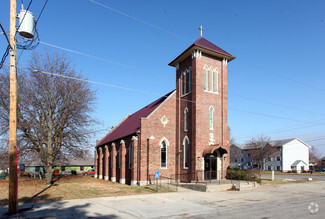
169;45;236;67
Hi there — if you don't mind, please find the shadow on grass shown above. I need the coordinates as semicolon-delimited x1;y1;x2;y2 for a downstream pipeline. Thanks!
0;201;119;218
0;176;62;206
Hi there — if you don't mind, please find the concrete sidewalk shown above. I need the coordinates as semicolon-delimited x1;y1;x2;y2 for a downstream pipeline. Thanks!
1;181;324;218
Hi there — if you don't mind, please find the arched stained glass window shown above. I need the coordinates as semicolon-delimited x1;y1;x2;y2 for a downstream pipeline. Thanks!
188;67;192;92
183;137;190;169
214;68;219;93
161;141;167;168
209;106;214;130
209;67;214;92
204;66;208;91
184;108;188;131
181;73;184;96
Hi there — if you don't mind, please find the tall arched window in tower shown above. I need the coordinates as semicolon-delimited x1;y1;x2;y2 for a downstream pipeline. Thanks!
181;73;184;96
185;69;189;94
183;136;190;169
215;68;219;93
209;106;214;130
161;140;167;168
129;142;132;169
184;108;189;131
209;67;214;92
188;67;192;93
204;66;208;91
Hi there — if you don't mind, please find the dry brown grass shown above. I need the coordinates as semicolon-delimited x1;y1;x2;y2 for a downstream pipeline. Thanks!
0;175;173;205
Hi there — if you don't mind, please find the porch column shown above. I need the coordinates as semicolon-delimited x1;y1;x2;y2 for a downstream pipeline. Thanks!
119;140;126;184
131;136;138;186
104;145;109;180
94;149;98;178
111;143;116;182
98;147;103;179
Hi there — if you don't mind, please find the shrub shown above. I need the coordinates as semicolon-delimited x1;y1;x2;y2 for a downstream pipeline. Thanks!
226;166;261;183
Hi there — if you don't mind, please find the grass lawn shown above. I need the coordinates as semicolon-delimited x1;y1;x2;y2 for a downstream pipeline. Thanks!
260;178;311;185
260;171;325;176
0;175;173;205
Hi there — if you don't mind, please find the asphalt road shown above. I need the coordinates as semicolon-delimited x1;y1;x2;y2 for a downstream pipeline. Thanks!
262;174;325;181
1;181;324;218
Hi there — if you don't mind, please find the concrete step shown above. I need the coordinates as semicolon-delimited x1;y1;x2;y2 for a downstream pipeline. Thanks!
235;181;260;191
206;183;233;192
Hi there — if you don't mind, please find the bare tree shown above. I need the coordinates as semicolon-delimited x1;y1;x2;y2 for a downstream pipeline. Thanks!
309;146;320;167
0;51;97;184
0;140;9;172
246;135;274;170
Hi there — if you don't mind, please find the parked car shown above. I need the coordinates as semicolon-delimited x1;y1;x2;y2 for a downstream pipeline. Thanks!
83;169;95;175
314;167;325;172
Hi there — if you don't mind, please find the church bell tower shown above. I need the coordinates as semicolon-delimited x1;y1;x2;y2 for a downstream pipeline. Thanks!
169;29;235;182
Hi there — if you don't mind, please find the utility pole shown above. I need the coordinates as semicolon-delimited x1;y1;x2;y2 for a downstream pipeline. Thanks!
9;0;18;214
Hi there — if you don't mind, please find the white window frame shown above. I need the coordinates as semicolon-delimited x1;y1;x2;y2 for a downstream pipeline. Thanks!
214;68;219;93
184;107;188;132
183;136;190;169
204;66;208;91
181;72;184;96
209;67;214;92
209;106;214;130
188;67;192;93
181;68;192;97
204;66;219;95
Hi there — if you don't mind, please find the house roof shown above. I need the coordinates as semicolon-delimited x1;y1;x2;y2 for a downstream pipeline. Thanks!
291;160;307;166
233;138;307;150
268;138;296;146
169;37;235;67
231;144;247;150
97;90;175;147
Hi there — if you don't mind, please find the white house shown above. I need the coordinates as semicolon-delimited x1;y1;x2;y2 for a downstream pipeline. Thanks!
230;138;310;172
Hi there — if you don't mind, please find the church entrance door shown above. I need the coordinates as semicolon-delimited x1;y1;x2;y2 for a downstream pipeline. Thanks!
205;155;217;180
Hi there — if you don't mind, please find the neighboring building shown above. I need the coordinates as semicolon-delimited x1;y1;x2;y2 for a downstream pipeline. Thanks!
95;37;235;185
23;157;94;174
320;157;325;166
231;138;310;172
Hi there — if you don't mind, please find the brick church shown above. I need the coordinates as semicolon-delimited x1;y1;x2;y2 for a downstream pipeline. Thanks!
95;36;235;185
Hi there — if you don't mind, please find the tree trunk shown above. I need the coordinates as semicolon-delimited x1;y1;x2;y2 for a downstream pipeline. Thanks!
45;164;53;184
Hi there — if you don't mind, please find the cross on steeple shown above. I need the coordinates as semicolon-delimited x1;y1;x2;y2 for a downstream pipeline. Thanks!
199;25;203;37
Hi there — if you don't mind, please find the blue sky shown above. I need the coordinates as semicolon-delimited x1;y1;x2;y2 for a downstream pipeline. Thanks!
1;0;325;155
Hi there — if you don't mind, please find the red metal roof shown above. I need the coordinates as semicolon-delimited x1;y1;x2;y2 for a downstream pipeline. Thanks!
97;90;175;147
169;37;235;66
193;37;234;57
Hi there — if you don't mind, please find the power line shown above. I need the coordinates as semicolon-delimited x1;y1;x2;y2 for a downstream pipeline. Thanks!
37;40;166;78
235;119;325;141
88;0;190;41
35;40;325;118
87;0;323;93
35;0;49;23
35;40;325;117
237;58;325;92
31;68;325;125
17;0;49;61
229;92;325;116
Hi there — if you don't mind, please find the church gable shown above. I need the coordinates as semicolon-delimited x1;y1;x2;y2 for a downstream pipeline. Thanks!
97;90;175;147
140;90;177;176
